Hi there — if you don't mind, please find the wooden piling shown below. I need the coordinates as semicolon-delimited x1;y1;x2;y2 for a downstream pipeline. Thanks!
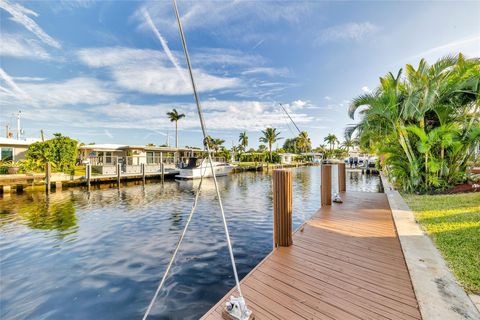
272;169;293;247
338;162;346;192
141;163;146;184
160;152;164;183
117;163;121;187
45;163;51;193
86;164;91;189
321;164;332;207
2;185;12;194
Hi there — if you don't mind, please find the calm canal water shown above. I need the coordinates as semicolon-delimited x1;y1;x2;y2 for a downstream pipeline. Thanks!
0;167;381;320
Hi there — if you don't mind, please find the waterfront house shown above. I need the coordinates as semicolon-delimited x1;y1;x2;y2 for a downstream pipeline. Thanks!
279;153;297;164
301;152;323;163
78;144;202;175
0;137;40;161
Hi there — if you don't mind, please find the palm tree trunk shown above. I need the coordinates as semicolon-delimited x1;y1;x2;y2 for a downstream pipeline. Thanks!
175;121;178;149
269;142;272;162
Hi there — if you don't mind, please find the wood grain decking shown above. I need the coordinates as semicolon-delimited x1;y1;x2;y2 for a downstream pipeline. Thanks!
202;191;421;320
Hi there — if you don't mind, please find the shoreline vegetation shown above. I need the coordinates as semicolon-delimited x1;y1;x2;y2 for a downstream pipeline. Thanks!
347;53;479;194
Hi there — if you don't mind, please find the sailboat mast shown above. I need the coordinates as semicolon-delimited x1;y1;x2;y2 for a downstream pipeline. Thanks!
279;103;301;134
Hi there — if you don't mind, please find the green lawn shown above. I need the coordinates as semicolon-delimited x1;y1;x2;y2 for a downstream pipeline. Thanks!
73;166;86;176
404;192;480;294
236;162;263;167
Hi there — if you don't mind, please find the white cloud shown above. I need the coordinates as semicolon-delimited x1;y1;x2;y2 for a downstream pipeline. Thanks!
291;99;307;109
86;99;313;131
134;1;318;37
112;65;240;95
324;96;332;101
319;99;351;112
405;35;480;63
1;76;117;107
104;129;113;139
20;107;88;123
0;67;31;102
0;33;52;60
361;86;371;93
0;0;61;48
315;22;379;45
77;47;166;67
191;48;266;67
12;76;46;82
241;67;290;77
78;47;241;95
280;99;317;112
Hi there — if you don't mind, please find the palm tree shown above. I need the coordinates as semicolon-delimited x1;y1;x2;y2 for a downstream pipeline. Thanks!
166;108;185;149
204;136;225;153
296;131;312;153
238;131;248;152
214;138;225;152
324;134;338;151
314;144;327;154
259;127;282;162
341;138;355;154
347;53;479;192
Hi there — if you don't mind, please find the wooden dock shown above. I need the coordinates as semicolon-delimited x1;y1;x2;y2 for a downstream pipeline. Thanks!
202;191;421;320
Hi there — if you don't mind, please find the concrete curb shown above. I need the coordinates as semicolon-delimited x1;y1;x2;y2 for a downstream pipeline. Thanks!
381;174;480;320
470;294;480;313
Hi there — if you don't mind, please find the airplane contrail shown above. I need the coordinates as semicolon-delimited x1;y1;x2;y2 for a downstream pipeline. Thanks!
142;8;188;85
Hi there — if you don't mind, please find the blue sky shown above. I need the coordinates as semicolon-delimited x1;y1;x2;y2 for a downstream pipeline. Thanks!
1;0;479;149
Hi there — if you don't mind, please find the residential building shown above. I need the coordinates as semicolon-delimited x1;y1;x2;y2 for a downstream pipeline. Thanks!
78;144;202;175
0;137;40;161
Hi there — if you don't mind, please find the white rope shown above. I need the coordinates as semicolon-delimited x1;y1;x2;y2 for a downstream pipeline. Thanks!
171;0;244;298
142;159;208;320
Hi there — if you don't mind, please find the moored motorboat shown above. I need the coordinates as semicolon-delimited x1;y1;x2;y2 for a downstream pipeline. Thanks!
175;157;234;179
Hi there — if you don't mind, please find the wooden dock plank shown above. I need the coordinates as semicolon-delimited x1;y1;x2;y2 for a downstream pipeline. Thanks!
201;191;421;320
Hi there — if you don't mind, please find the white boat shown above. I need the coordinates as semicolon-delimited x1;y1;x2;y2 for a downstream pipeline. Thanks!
175;157;234;179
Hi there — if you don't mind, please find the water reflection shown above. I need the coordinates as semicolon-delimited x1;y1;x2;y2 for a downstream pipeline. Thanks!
0;167;381;320
0;192;78;236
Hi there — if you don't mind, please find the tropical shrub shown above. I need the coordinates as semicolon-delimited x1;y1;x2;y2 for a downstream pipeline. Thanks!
216;148;231;162
347;54;479;193
239;152;268;163
24;134;78;173
0;166;7;174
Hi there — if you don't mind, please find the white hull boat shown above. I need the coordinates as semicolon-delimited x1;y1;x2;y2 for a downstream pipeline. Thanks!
176;157;234;179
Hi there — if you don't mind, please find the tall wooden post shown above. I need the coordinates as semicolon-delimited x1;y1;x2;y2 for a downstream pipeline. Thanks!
160;152;164;183
45;162;51;193
117;162;121;187
273;169;293;247
321;164;332;207
338;162;346;192
141;163;146;184
86;164;91;189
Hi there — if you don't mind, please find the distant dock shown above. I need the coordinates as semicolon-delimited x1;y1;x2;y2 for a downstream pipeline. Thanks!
0;169;179;193
0;163;318;194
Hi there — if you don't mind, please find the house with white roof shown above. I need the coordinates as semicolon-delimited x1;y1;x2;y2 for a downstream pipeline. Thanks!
78;144;202;175
0;137;40;162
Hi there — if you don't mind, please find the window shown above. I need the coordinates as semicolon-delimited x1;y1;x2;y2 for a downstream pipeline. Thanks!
98;152;104;163
106;152;112;164
146;151;154;164
0;147;14;161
